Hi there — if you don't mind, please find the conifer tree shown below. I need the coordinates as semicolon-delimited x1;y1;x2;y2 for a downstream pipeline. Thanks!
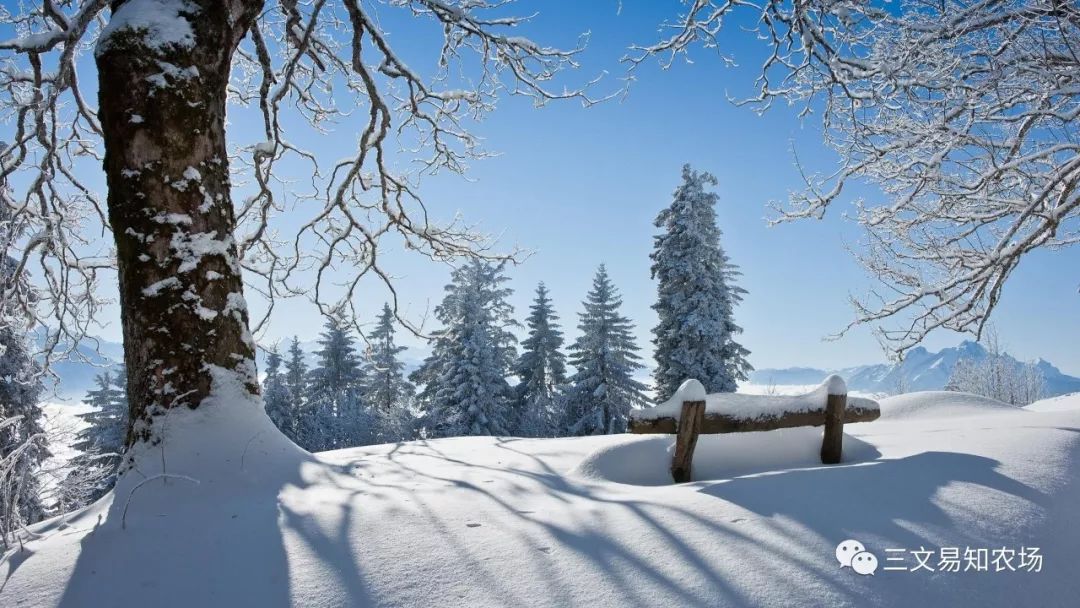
513;283;568;437
411;261;518;438
262;348;298;444
63;368;129;507
308;314;367;449
283;337;313;450
362;304;416;442
565;265;650;435
651;165;752;400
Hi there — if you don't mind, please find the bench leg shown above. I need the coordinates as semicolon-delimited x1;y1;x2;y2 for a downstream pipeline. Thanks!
820;392;846;464
671;400;706;483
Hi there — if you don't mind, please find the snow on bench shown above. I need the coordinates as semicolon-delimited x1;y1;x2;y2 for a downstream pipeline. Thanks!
628;376;881;482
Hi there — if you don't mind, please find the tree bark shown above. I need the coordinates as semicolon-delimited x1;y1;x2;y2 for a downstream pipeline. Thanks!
96;0;263;453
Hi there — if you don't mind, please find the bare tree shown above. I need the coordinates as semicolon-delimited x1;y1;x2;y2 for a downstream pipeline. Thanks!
945;328;1045;405
0;1;602;470
631;0;1079;356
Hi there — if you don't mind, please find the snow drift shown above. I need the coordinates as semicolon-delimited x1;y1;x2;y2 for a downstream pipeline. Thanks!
573;427;881;486
877;391;1023;419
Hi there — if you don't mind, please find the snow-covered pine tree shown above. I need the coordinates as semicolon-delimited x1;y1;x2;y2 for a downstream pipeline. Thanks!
307;314;368;450
262;348;299;444
651;165;752;401
63;368;129;508
0;213;48;542
564;265;650;435
411;261;518;438
513;283;568;437
283;337;316;450
362;304;416;443
0;324;48;541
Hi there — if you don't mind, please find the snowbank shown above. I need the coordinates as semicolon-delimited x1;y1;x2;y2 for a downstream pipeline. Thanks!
877;391;1023;420
633;376;879;422
1024;392;1080;412
573;427;881;486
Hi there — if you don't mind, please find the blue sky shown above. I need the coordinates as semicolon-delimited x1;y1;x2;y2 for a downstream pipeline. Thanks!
8;1;1078;373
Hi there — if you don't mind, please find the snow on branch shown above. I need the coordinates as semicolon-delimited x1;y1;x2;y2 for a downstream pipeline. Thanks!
632;0;1080;357
230;0;608;339
0;0;607;358
0;0;112;383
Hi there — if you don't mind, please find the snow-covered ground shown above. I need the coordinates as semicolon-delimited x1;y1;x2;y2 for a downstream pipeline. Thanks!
3;392;1079;607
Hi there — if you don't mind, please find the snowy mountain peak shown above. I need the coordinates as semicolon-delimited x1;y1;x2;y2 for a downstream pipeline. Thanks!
750;341;1080;397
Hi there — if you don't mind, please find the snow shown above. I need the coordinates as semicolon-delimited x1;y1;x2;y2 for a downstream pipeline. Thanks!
141;277;180;297
4;391;1080;606
1024;392;1080;413
96;0;199;56
574;427;881;486
671;378;707;402
878;391;1024;420
635;375;879;421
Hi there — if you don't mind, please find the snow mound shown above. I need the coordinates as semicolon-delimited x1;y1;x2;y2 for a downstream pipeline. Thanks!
1025;392;1080;412
573;427;881;486
634;375;877;422
878;391;1022;419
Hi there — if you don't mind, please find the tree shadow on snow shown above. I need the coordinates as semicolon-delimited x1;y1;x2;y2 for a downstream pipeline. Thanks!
699;451;1047;549
45;443;375;608
698;451;1059;604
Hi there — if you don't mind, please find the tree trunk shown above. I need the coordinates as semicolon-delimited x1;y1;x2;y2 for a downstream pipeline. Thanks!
96;1;262;455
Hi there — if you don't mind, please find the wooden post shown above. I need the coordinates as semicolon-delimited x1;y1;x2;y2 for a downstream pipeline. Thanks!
820;392;846;464
671;400;705;483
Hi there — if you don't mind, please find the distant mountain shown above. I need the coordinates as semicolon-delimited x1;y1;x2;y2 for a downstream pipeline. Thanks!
749;341;1080;397
34;332;126;402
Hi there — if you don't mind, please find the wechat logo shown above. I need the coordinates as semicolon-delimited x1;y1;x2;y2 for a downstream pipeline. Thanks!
836;539;878;576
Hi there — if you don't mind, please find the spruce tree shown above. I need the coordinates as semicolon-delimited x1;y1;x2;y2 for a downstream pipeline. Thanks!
513;283;568;437
64;367;129;507
362;304;416;442
564;265;650;435
73;370;128;456
651;165;752;401
411;260;518;438
307;314;368;449
281;336;313;449
262;348;299;444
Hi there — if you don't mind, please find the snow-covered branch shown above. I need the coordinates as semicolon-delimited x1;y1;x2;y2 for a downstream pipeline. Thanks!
229;0;605;338
634;0;1080;356
0;0;604;362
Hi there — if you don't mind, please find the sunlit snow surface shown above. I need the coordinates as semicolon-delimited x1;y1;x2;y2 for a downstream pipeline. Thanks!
3;392;1079;607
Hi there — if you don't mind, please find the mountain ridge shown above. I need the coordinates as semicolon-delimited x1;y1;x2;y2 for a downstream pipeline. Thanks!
749;340;1080;397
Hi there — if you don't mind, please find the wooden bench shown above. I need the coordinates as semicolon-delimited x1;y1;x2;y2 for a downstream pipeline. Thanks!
628;376;880;483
